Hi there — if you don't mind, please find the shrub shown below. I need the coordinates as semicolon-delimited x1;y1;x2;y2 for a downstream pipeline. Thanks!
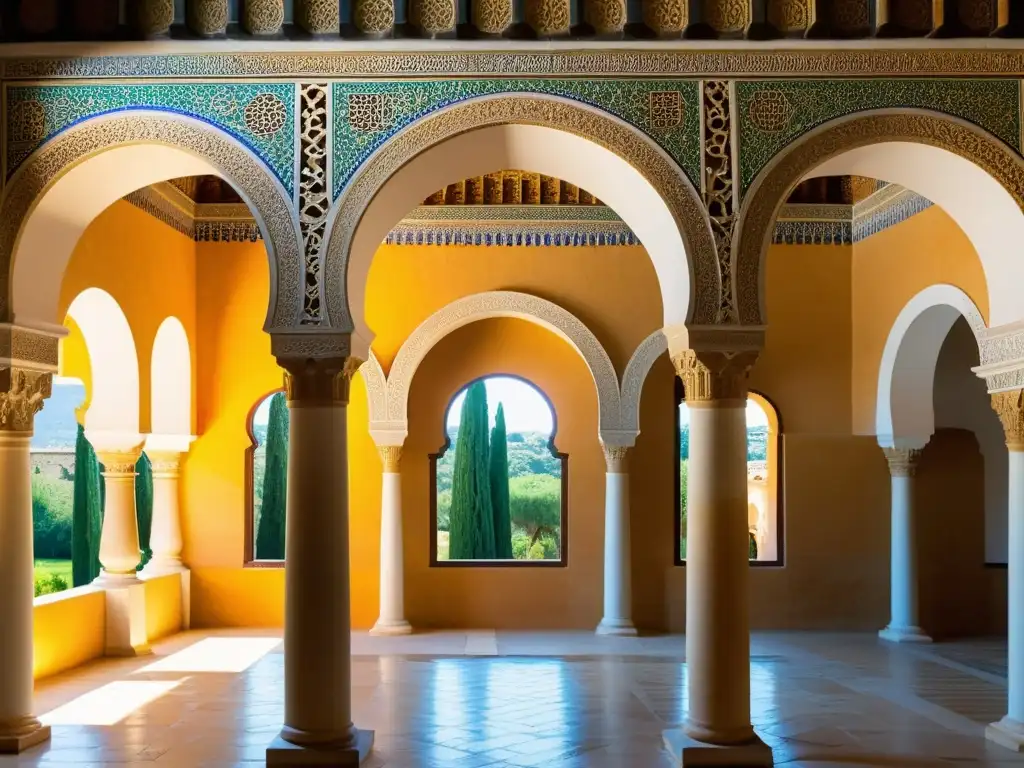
436;489;451;531
32;473;73;559
528;541;546;560
34;572;68;597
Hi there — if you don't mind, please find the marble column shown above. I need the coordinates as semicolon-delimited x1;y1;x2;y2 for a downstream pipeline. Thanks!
267;357;374;767
93;441;150;657
879;446;931;644
663;350;772;767
371;445;411;636
596;443;636;636
141;443;192;630
987;390;1024;751
0;369;52;753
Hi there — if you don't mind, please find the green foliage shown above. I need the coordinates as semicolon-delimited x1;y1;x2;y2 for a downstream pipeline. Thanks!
448;381;495;560
34;465;41;475
678;424;767;461
32;470;73;560
489;403;513;559
679;459;688;559
135;452;154;570
59;464;73;481
34;572;68;597
71;423;103;586
256;392;289;560
437;429;559;493
749;532;758;559
509;474;560;536
436;489;451;532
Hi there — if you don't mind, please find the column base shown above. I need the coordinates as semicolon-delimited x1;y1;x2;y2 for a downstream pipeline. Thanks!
0;720;50;754
369;619;412;636
98;577;151;657
663;729;773;766
267;729;374;766
878;625;932;644
987;717;1024;751
596;618;638;637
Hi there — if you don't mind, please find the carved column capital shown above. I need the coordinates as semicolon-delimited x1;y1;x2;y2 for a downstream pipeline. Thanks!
147;450;183;477
882;447;922;478
378;445;402;473
0;367;51;433
279;356;363;407
672;349;758;404
96;443;145;476
991;389;1024;451
602;444;630;472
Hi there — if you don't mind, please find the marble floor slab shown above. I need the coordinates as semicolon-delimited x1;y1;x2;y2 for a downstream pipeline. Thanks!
1;629;1022;767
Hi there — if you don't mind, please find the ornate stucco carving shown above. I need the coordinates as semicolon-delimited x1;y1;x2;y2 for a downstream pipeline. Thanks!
991;390;1024;450
354;0;396;35
281;356;362;406
602;444;630;472
619;329;668;436
672;349;759;403
0;323;61;370
325;96;717;334
734;110;1024;326
385;291;623;439
411;0;457;35
882;447;922;477
378;445;403;472
296;0;339;33
243;0;284;34
133;0;174;36
704;0;750;34
0;368;52;433
768;0;809;33
471;0;512;33
976;320;1024;395
585;0;626;34
299;84;330;325
702;80;737;323
526;0;571;35
0;113;301;331
642;0;686;35
186;0;228;36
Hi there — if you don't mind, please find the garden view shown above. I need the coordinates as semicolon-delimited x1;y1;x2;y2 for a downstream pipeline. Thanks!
679;397;768;560
251;391;289;561
30;379;154;597
436;376;562;562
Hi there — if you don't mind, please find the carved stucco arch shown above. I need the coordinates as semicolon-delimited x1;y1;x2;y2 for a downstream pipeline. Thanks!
323;93;719;356
620;329;669;440
373;291;623;445
0;111;303;340
876;284;986;448
734;108;1024;327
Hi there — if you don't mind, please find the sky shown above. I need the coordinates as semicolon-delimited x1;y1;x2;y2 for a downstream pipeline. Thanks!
253;395;274;427
678;399;768;427
447;376;554;434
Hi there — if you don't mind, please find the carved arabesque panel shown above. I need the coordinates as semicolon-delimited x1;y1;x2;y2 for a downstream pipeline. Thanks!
411;0;457;35
355;0;396;34
767;0;808;33
643;0;687;34
703;81;737;323
619;329;667;435
133;0;174;36
473;0;512;34
831;0;869;32
958;0;994;32
299;84;330;325
243;0;284;34
585;0;626;34
296;0;339;33
527;0;571;35
703;0;749;34
187;0;228;35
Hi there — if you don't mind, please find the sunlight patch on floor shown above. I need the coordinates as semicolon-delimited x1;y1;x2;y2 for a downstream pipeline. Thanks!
135;636;281;674
41;679;183;726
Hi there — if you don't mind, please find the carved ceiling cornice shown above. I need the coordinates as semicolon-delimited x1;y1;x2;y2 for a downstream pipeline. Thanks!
125;179;931;247
7;43;1024;80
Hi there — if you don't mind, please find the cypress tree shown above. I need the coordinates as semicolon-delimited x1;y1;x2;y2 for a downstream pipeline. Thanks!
489;403;513;559
448;381;495;560
71;424;103;586
135;452;154;570
256;392;289;560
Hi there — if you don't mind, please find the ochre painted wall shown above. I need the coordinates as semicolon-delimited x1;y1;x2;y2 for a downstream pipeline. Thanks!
851;205;989;436
144;573;184;642
59;200;197;433
33;588;106;680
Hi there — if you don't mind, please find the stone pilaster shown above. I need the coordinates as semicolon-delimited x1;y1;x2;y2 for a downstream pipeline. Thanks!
597;442;635;637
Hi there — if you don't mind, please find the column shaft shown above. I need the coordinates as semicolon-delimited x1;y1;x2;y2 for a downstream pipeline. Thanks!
145;454;184;572
597;445;636;636
268;357;373;765
372;446;411;635
879;448;929;644
95;451;143;579
0;368;51;753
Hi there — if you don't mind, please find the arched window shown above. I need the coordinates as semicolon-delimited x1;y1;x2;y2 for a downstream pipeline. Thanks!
431;375;567;566
245;390;289;565
676;382;783;566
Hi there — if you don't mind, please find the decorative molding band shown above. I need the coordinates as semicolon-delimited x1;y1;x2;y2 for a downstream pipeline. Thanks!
9;46;1024;80
125;184;932;247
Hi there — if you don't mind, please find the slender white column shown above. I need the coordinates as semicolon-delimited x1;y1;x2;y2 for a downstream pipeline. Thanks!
596;444;636;636
0;369;51;753
663;350;771;767
143;451;185;573
371;445;411;636
879;447;931;644
987;390;1024;751
267;358;373;766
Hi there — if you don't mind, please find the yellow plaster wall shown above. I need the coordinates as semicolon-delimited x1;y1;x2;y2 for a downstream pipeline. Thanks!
144;574;184;642
33;588;106;680
851;205;990;436
58;200;197;433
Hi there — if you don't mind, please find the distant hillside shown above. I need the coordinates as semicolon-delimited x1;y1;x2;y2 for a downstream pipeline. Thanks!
436;430;560;493
31;383;85;450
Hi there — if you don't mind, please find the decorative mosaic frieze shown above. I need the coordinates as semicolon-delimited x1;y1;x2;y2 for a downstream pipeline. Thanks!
331;79;701;198
123;183;195;238
736;79;1021;191
851;184;933;241
5;83;296;194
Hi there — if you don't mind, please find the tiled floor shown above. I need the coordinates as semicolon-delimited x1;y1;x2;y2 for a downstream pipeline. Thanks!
3;629;1024;767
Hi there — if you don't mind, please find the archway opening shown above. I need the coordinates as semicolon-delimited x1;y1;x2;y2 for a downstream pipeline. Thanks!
433;375;565;565
151;316;192;438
